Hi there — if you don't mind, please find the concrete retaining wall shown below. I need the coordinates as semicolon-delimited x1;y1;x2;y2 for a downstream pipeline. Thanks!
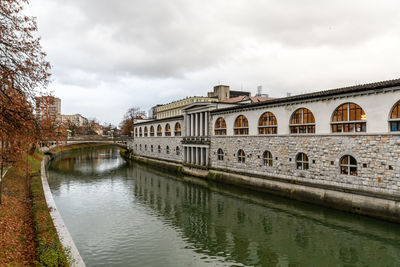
41;156;86;267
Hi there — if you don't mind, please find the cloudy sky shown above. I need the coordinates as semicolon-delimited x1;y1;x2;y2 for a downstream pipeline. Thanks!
27;0;400;125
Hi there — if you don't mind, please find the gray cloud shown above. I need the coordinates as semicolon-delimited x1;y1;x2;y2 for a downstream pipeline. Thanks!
27;0;400;124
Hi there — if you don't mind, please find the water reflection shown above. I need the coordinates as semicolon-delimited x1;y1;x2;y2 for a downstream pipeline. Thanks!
48;147;400;267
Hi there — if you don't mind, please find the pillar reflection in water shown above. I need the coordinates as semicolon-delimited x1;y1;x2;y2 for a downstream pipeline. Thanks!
131;164;400;267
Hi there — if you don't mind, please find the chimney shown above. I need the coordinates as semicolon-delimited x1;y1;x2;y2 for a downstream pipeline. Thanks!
256;85;262;97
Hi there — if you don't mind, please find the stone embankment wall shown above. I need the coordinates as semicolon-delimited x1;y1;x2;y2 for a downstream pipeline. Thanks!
41;155;86;267
128;133;400;223
210;134;400;199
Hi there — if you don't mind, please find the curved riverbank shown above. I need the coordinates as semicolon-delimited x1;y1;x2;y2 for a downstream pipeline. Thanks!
29;143;116;266
41;143;121;266
41;155;86;267
0;149;72;266
125;153;400;223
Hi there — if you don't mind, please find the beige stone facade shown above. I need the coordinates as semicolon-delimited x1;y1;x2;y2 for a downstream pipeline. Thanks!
59;114;88;127
156;97;218;120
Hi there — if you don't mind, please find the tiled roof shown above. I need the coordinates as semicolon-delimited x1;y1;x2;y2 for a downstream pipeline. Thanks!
249;96;274;103
221;96;274;104
221;96;246;103
212;78;400;114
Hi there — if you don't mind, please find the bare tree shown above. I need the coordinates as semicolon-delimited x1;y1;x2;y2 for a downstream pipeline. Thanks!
0;0;51;204
120;107;146;135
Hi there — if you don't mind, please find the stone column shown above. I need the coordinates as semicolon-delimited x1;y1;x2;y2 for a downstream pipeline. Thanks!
200;147;204;166
190;114;194;136
205;112;209;136
194;113;197;136
200;112;204;136
205;148;209;166
185;114;189;136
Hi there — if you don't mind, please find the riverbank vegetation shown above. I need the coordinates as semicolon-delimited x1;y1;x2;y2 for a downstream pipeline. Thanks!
0;150;68;266
30;151;69;266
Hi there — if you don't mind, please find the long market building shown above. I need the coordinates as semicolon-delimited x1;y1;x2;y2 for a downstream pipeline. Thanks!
129;78;400;222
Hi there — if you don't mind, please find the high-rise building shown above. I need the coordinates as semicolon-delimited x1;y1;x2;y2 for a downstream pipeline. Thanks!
35;96;61;121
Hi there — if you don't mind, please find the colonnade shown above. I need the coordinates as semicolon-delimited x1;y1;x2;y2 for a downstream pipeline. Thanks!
184;146;209;166
185;112;209;137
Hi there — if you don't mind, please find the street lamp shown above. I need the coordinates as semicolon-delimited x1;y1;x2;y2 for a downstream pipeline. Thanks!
67;129;72;141
110;129;114;142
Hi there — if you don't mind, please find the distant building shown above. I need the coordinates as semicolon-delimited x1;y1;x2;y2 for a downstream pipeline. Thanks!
155;85;253;120
156;96;219;120
148;105;160;119
207;85;230;101
208;85;251;101
35;96;61;121
60;114;88;127
92;123;103;135
229;90;251;98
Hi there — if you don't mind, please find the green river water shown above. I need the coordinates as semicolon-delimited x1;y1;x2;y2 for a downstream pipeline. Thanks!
47;146;400;267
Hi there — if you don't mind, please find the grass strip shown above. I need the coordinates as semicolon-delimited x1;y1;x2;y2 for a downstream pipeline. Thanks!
29;150;70;266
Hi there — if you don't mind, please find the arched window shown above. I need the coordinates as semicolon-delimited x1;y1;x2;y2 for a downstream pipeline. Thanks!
176;146;180;156
145;144;147;151
215;117;227;135
158;145;161;153
135;128;138;137
139;144;142;150
258;112;277;135
340;155;358;176
157;125;162;136
237;149;246;163
234;115;249;135
290;108;315;134
135;144;137;150
166;146;170;154
174;122;181;136
332;103;366;133
389;101;400;131
150;126;155;136
296;153;309;170
263;151;273;166
217;148;224;160
151;145;154;152
165;124;171;136
139;127;142;137
144;127;148;137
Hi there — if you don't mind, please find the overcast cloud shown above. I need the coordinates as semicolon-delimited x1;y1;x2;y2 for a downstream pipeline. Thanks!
28;0;400;125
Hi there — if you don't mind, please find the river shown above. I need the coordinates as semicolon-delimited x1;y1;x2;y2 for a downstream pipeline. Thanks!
47;146;400;266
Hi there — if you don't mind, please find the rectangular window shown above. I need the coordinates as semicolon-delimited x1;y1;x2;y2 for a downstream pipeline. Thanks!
391;122;399;131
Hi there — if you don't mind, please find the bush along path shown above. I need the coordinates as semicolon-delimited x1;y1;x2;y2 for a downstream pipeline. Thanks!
0;150;69;266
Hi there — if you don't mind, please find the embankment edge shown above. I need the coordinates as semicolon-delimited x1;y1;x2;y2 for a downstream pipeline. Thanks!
127;154;400;223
